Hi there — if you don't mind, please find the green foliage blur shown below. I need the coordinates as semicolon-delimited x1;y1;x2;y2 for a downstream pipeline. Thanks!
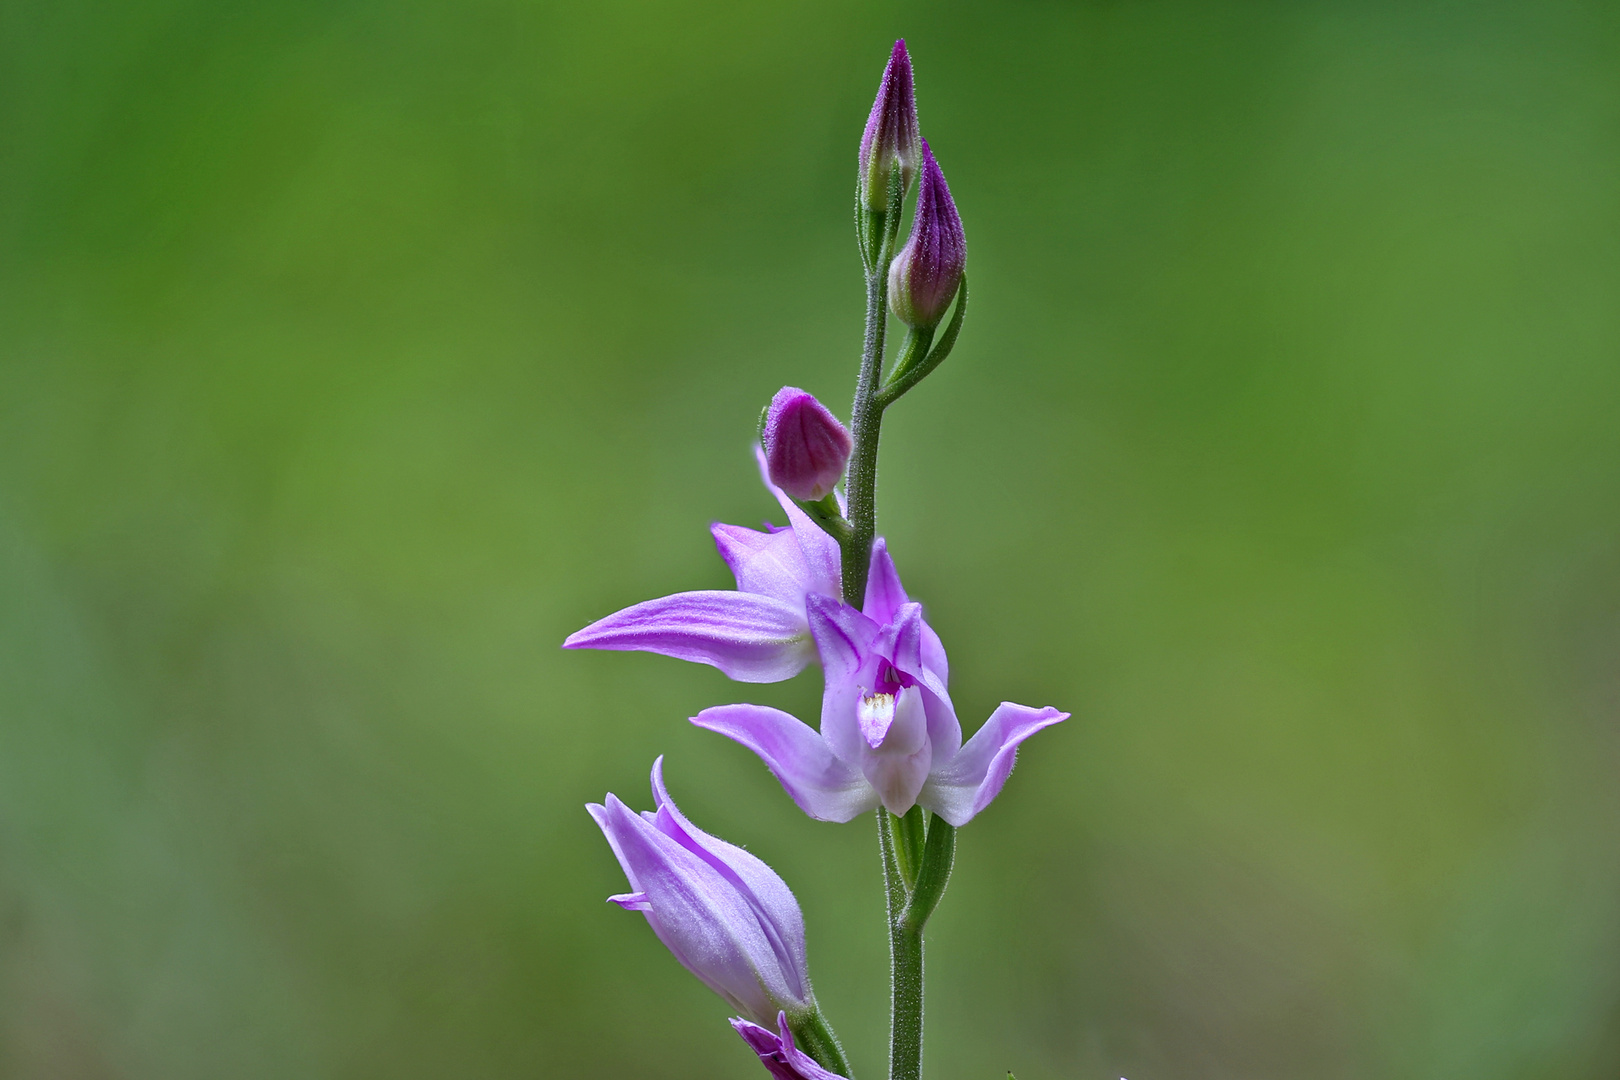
3;2;1619;1077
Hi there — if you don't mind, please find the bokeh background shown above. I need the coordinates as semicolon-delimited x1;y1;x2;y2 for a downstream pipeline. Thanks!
4;2;1620;1077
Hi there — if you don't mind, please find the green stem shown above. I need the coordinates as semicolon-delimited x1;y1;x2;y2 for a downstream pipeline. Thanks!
788;1007;855;1079
842;174;906;607
901;817;956;934
889;928;924;1080
796;492;854;544
842;270;888;605
881;327;934;400
892;805;927;891
877;276;967;410
878;811;924;1080
848;172;952;1080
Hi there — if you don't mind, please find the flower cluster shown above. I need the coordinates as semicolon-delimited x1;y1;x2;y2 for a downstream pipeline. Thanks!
569;40;1068;1080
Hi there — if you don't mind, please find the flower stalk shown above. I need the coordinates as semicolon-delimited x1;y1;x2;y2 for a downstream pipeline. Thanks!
845;50;968;1080
876;807;956;1080
568;38;1071;1080
842;166;906;606
787;1009;855;1078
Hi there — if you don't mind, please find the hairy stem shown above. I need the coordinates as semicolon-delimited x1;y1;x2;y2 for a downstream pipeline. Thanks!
789;1007;855;1079
842;175;905;608
842;267;888;605
901;817;956;934
893;805;927;891
848;173;938;1080
878;811;924;1080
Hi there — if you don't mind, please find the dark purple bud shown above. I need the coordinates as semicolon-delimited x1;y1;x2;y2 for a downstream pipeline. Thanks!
762;387;852;502
857;40;922;213
887;140;965;330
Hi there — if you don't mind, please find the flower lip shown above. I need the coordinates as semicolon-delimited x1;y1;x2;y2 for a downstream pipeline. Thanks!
857;658;921;750
857;692;895;749
858;684;928;754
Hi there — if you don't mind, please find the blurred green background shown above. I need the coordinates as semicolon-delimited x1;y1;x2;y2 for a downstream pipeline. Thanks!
3;1;1619;1077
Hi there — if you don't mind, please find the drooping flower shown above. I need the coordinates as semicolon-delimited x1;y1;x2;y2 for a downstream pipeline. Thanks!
588;757;815;1025
762;387;852;502
694;540;1068;826
563;449;841;682
858;39;922;213
888;139;965;331
732;1012;850;1080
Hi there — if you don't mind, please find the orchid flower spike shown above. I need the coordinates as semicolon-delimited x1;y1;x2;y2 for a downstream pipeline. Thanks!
695;540;1068;826
888;139;966;331
858;39;922;213
563;448;842;682
733;1013;850;1080
762;387;852;502
588;758;816;1026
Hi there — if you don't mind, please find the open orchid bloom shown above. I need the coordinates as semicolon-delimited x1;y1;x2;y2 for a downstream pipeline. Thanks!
587;758;815;1025
732;1012;850;1080
694;540;1068;826
563;449;842;683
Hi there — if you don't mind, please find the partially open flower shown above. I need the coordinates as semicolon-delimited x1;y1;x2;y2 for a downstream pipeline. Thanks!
762;387;852;502
888;139;966;331
588;758;815;1025
732;1013;850;1080
858;39;922;213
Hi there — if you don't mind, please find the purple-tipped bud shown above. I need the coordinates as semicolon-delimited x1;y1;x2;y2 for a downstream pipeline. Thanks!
857;40;922;213
762;387;852;502
887;140;965;330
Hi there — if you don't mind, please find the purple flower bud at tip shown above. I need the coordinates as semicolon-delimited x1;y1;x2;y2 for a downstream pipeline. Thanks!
762;387;852;502
888;139;965;330
858;39;922;213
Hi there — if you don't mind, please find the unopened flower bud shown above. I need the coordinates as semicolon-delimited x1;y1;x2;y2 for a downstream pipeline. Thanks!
857;40;921;213
762;387;852;502
887;139;965;331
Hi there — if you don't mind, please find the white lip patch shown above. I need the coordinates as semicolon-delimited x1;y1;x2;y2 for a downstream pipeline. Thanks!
858;691;897;749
